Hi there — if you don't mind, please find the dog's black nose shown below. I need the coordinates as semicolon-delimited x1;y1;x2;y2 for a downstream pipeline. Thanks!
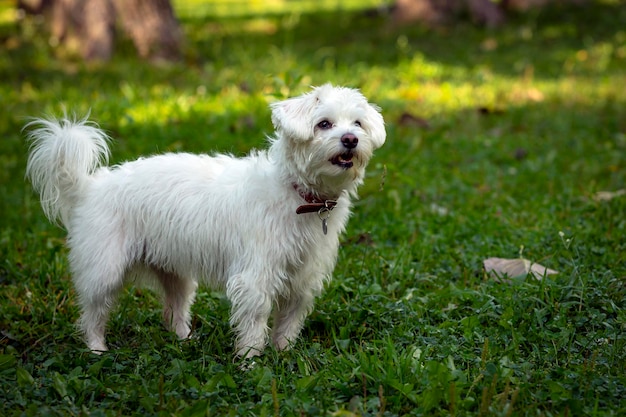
341;133;359;149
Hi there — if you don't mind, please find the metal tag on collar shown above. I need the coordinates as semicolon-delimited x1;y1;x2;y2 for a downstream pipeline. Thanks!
317;201;336;235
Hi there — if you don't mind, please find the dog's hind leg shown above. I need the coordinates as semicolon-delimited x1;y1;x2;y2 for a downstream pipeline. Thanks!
156;269;197;339
271;291;315;351
74;270;124;353
70;233;128;353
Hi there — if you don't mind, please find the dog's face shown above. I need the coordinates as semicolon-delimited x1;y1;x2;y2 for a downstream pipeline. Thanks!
271;84;386;195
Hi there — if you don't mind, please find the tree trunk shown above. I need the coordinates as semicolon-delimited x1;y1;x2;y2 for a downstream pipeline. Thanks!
392;0;451;26
82;0;115;61
393;0;505;27
392;0;589;26
112;0;182;62
24;0;183;62
50;0;79;43
467;0;505;27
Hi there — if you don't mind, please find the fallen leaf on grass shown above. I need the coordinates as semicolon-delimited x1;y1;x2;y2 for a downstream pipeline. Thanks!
398;112;431;129
483;257;558;282
593;189;626;202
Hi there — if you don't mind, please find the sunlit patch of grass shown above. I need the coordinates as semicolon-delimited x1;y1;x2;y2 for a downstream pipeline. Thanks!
0;3;16;27
174;0;390;19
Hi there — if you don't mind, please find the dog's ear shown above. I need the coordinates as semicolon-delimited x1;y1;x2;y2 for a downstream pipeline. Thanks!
363;103;386;149
270;92;319;141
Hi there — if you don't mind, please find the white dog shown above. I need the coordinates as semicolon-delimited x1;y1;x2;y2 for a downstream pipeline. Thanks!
25;84;385;358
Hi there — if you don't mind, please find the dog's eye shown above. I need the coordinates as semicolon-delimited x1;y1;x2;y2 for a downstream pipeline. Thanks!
317;120;332;130
354;121;362;127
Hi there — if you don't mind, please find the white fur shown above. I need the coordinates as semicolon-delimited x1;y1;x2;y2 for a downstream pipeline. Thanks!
25;84;385;358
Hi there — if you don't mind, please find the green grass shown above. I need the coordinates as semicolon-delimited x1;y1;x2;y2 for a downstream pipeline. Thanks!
1;0;625;415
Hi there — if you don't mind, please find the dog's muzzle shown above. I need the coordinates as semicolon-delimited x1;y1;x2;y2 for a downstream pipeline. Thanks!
330;133;358;169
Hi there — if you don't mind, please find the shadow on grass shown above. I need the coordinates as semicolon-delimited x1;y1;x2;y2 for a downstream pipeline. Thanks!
178;1;626;79
2;2;625;87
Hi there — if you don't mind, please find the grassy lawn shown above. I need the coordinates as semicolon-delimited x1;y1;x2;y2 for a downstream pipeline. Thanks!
1;0;625;415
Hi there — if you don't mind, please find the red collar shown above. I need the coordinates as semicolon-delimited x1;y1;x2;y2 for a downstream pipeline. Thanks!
293;184;338;214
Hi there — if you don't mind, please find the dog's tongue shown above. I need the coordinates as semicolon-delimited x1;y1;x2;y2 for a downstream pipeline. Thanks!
331;152;354;168
338;152;353;163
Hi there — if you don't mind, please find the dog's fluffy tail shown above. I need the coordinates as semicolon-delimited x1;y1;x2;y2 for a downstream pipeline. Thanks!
25;116;111;227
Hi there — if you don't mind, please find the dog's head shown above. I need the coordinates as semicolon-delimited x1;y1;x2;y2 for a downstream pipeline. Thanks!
270;84;385;197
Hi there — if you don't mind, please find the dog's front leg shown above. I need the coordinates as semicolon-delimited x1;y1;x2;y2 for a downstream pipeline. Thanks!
271;291;315;351
226;274;273;358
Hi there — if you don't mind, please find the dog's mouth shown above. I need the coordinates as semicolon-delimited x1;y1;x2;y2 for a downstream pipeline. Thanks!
330;152;354;169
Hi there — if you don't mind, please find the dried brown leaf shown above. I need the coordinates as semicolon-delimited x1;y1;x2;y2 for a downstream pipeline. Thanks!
484;257;558;282
398;112;431;129
593;189;626;202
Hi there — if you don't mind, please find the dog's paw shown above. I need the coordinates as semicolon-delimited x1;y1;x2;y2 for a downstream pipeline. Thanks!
237;358;258;371
87;340;108;354
272;336;293;351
